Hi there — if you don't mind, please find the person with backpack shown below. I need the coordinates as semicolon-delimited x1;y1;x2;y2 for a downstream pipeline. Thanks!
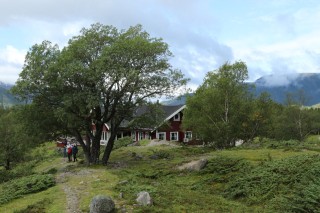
72;143;78;162
67;143;73;162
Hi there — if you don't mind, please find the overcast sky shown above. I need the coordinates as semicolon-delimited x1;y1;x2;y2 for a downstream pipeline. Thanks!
1;0;320;89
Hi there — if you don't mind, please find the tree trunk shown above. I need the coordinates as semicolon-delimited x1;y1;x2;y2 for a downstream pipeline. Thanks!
74;131;92;164
5;158;10;170
101;132;117;165
91;123;103;164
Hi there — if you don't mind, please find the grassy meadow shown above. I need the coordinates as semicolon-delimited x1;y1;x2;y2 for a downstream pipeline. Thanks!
1;136;320;212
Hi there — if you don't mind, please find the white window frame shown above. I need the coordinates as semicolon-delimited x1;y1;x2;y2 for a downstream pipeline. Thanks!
102;131;109;141
170;131;179;141
139;132;144;140
185;131;192;139
131;131;136;141
173;113;180;121
157;132;166;140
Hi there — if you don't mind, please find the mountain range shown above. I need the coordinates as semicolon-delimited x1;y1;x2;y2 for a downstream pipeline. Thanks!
0;82;20;107
2;73;320;107
162;73;320;106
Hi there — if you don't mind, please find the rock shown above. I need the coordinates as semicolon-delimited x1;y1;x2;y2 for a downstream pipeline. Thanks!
131;152;143;160
177;158;208;171
118;180;128;185
136;191;153;206
119;192;124;199
90;195;115;213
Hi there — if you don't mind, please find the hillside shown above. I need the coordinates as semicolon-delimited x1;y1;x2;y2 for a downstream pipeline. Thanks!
0;82;21;107
2;138;320;212
163;73;320;106
254;73;320;106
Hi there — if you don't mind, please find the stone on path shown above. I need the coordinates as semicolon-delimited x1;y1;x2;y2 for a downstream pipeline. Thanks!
90;195;115;213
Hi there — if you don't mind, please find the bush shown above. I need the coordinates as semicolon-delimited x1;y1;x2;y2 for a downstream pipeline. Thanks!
0;161;36;183
0;174;55;205
149;149;171;159
224;154;320;212
139;139;151;146
113;137;133;150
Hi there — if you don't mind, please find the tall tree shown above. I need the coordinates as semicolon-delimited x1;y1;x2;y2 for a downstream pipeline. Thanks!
12;23;187;164
0;108;30;170
273;90;319;141
183;61;250;148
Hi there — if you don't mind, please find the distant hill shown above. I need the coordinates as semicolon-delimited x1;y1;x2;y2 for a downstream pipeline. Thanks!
253;73;320;106
162;73;320;106
0;82;21;107
161;94;193;106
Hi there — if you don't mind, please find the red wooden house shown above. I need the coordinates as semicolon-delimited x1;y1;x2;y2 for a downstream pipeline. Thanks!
149;105;192;142
94;104;199;145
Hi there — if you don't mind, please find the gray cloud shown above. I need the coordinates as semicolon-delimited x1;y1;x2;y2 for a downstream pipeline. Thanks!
1;0;319;89
0;0;230;86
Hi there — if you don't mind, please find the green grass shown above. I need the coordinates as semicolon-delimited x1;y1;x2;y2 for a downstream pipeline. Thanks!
2;138;320;212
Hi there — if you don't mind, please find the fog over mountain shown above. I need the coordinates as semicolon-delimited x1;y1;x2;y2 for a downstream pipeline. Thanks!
163;73;320;106
254;73;320;106
2;73;320;107
0;81;13;90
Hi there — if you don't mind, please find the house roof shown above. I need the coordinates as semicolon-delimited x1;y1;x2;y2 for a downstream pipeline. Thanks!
162;105;186;121
104;104;186;131
150;104;186;132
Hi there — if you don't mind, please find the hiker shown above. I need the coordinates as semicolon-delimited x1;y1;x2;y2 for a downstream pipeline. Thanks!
62;139;67;158
67;143;73;162
72;143;78;162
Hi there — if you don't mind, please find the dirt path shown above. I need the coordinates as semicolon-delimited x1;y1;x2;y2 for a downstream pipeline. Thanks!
55;159;94;213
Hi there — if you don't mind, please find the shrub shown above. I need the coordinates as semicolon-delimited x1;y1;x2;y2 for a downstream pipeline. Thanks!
139;139;151;146
0;174;55;205
0;161;36;183
113;137;133;150
224;154;320;211
149;149;171;159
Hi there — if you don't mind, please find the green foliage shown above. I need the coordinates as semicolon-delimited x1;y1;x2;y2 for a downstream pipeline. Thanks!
224;154;320;212
128;102;166;129
0;161;36;183
200;157;252;184
12;23;187;165
183;61;253;148
138;139;151;146
0;174;55;205
113;137;133;150
0;108;26;170
149;149;171;159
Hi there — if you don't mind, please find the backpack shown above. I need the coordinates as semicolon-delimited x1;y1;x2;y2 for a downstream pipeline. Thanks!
72;146;78;154
67;147;72;154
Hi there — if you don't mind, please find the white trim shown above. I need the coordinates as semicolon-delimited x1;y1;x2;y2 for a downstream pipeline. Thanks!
151;105;186;133
138;131;144;140
185;131;192;139
104;123;110;130
173;113;180;121
170;131;179;141
166;105;186;122
131;131;136;141
157;131;166;140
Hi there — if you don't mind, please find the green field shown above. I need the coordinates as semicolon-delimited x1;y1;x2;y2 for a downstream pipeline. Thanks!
1;137;320;212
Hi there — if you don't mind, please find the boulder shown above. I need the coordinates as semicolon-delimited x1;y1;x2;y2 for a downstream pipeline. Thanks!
136;191;153;206
177;158;208;171
90;195;115;213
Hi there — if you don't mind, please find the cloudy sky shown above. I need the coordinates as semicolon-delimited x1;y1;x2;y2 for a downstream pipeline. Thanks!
1;0;320;89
